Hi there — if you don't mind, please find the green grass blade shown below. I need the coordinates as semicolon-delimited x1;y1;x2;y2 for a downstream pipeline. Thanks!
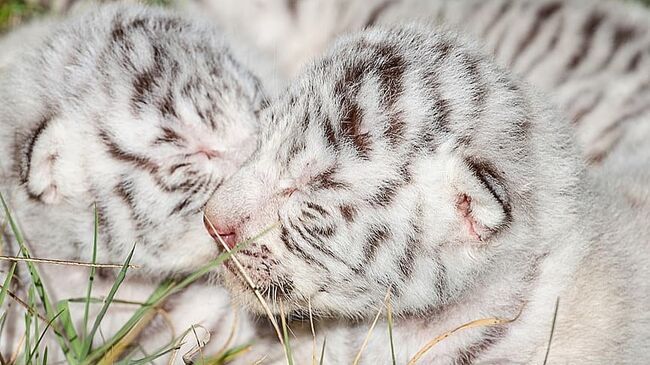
56;300;82;356
125;345;180;365
80;244;135;357
0;310;7;338
192;343;253;365
81;280;175;365
41;347;48;365
32;289;40;363
281;311;294;365
82;205;99;342
115;326;192;365
26;310;64;365
0;262;16;307
82;224;277;365
0;193;75;363
24;286;34;365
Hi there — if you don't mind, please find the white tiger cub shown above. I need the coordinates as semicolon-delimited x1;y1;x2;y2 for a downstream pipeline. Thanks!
0;3;265;275
0;3;271;362
200;0;650;166
204;25;650;364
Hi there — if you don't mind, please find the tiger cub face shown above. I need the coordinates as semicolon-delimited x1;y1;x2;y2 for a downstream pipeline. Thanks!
1;4;268;275
205;25;582;318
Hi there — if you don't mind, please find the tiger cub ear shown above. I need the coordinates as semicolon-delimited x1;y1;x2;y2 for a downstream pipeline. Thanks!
450;157;512;243
20;117;67;205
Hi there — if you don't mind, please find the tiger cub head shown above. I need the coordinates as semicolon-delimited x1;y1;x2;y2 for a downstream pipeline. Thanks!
205;25;583;318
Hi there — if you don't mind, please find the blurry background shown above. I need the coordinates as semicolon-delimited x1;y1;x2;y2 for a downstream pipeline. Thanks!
1;0;648;34
0;0;173;32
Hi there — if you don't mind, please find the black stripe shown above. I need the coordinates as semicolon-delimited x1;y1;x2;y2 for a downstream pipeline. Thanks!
464;157;512;231
99;129;158;172
565;12;605;74
626;49;643;73
397;233;418;280
113;179;150;232
592;103;650;158
364;0;397;28
322;117;339;150
453;326;507;365
483;0;513;37
114;179;137;211
593;24;638;74
341;102;372;159
369;179;402;207
293;219;353;270
355;225;390;273
311;165;349;190
571;92;603;125
522;14;564;77
462;54;488;114
19;114;53;185
130;44;167;113
305;202;328;216
286;0;299;17
280;224;328;270
339;204;357;223
433;255;448;302
510;1;562;67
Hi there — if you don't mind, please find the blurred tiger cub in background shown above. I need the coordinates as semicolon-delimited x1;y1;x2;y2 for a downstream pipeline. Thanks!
201;0;650;171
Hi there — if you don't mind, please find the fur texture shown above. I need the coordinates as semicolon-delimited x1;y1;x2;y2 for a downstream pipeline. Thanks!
200;0;650;165
0;4;271;362
205;25;650;364
0;3;265;275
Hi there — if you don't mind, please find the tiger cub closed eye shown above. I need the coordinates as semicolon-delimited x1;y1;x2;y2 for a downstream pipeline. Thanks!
205;25;650;364
0;3;266;276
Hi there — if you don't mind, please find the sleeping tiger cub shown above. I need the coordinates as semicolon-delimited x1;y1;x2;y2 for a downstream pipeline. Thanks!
0;3;268;362
204;24;650;364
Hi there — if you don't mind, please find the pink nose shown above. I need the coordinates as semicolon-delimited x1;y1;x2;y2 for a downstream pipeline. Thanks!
197;148;221;160
203;215;238;249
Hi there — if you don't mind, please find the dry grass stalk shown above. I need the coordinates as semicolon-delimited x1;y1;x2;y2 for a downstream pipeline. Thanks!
183;325;210;364
96;305;159;365
0;286;51;324
0;255;140;269
203;217;286;352
406;308;523;365
308;298;317;365
9;333;25;364
352;289;392;365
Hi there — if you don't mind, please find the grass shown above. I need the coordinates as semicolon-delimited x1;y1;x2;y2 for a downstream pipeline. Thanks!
0;192;260;364
0;0;44;33
0;0;173;33
0;188;526;365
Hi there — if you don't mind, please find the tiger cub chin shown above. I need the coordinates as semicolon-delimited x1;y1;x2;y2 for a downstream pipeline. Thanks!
204;25;650;364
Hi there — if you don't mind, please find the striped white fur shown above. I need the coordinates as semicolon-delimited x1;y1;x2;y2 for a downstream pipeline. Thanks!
0;3;264;275
0;3;271;363
205;25;650;364
199;0;650;166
